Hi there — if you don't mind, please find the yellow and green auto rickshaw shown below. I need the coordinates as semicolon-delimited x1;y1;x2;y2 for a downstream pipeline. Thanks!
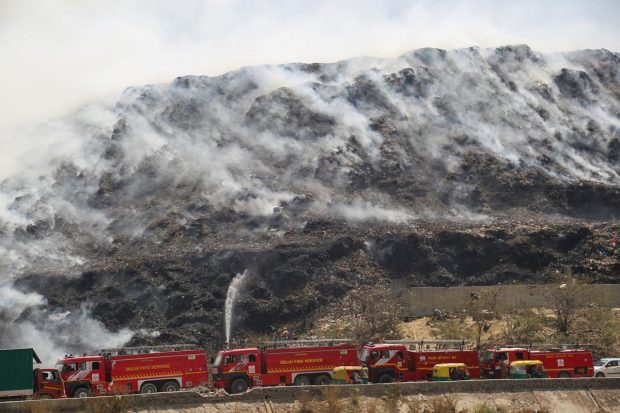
509;360;547;379
332;366;369;384
432;363;470;381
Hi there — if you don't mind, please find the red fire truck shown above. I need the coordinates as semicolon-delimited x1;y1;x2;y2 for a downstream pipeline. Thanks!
480;346;594;379
360;340;480;383
56;345;208;398
211;339;358;393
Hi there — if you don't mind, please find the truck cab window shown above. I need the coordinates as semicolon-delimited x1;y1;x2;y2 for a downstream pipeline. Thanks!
79;362;90;371
249;354;256;362
225;355;235;364
92;362;100;369
515;352;524;360
65;363;77;372
237;354;245;363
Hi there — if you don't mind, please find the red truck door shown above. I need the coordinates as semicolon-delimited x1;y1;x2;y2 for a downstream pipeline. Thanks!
35;369;65;399
246;352;262;387
87;359;111;395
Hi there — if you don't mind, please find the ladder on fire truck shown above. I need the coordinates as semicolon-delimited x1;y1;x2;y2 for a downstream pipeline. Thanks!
493;343;593;351
99;344;199;356
384;339;468;351
262;339;354;349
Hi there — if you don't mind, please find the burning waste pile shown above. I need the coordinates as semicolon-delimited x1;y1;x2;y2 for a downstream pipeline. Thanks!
0;45;619;359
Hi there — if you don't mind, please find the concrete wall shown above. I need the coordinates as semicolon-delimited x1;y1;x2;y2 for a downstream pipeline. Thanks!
1;378;619;413
403;283;620;317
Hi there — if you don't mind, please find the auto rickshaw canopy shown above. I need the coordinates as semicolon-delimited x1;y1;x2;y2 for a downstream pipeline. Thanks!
510;360;544;367
509;360;546;379
332;366;368;383
432;363;469;381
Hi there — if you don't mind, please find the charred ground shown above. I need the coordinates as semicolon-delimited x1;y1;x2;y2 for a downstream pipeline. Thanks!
16;218;620;349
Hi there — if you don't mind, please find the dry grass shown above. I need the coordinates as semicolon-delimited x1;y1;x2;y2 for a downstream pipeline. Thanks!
400;306;620;357
429;395;458;413
349;388;361;408
27;400;54;413
471;404;498;413
364;400;381;413
86;395;129;413
406;396;423;413
383;384;404;412
297;389;315;413
319;386;342;413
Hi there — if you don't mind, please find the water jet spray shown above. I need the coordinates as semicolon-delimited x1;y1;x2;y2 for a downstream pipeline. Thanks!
224;269;248;345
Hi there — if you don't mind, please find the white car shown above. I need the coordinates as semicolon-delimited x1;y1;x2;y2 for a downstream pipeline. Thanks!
593;358;620;377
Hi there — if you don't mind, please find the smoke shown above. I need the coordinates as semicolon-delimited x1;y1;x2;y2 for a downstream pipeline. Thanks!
331;202;414;224
3;306;134;365
0;45;619;362
225;270;249;344
1;0;618;135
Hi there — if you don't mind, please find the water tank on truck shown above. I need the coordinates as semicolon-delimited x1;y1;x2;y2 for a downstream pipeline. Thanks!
211;339;358;393
56;344;208;397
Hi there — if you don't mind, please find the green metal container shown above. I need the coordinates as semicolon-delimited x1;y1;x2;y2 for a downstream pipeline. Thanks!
0;348;41;398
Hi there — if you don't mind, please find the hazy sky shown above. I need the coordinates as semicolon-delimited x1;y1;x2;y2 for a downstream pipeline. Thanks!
1;0;618;132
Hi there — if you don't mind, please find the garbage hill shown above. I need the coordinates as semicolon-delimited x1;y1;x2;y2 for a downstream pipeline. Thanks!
1;45;619;360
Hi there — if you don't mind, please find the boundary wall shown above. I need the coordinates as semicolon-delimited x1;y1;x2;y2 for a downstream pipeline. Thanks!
404;283;620;316
1;378;619;412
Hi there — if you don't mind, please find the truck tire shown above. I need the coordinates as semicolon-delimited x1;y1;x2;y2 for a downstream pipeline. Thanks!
378;373;394;383
557;371;571;378
230;378;248;394
294;375;311;386
314;375;331;385
595;372;605;378
160;381;180;392
140;383;158;394
73;388;90;398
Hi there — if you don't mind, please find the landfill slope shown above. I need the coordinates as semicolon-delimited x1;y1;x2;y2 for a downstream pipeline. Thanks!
0;45;619;356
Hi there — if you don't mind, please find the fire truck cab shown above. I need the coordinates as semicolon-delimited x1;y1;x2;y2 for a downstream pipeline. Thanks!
34;368;66;399
360;340;480;383
57;345;208;397
480;346;593;379
212;339;358;394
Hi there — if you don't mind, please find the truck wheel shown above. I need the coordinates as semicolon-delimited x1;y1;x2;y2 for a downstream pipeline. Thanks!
230;378;248;394
557;371;571;378
160;381;180;392
314;375;331;386
140;383;158;394
73;388;90;398
294;375;311;386
378;373;394;383
595;372;605;378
